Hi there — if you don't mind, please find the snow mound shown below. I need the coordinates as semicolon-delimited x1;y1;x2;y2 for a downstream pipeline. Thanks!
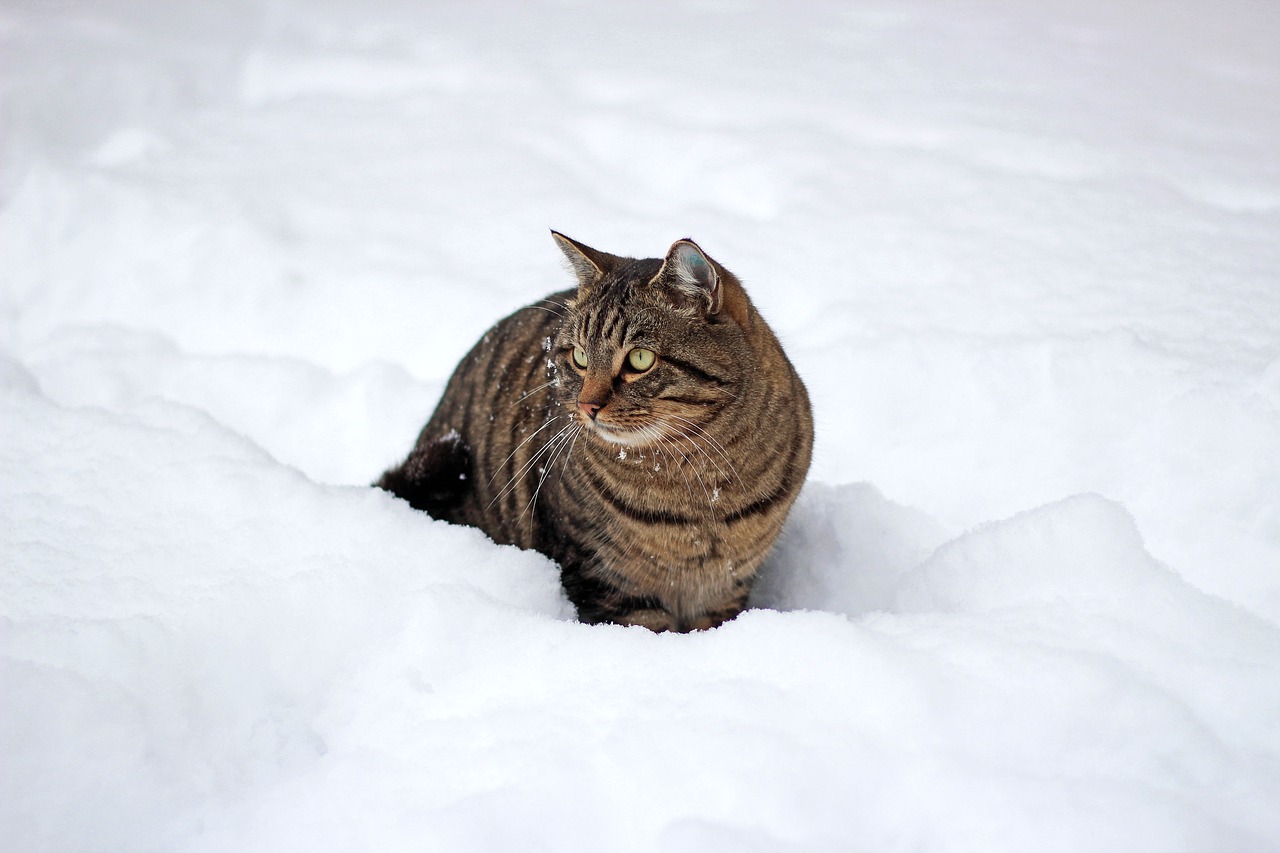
898;493;1163;612
1;383;569;850
754;481;950;616
8;378;1279;852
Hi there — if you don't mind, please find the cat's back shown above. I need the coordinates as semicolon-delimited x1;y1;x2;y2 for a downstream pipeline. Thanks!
408;290;573;545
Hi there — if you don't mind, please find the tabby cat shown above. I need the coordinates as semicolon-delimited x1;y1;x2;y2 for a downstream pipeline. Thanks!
377;233;813;632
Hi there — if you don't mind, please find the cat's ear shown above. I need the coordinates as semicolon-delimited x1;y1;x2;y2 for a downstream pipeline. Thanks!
551;231;616;289
651;238;722;315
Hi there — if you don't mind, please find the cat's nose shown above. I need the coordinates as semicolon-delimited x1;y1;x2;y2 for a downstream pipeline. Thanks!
578;377;611;420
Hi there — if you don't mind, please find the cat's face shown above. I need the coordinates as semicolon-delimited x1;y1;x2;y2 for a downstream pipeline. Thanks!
549;235;748;449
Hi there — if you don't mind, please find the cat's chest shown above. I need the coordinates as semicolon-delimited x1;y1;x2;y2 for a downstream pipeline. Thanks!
589;444;743;528
560;450;752;573
606;445;733;506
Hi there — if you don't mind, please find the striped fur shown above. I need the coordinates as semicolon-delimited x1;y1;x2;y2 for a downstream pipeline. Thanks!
378;233;813;632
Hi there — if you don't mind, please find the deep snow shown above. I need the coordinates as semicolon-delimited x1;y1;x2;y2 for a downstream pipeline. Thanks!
3;1;1279;851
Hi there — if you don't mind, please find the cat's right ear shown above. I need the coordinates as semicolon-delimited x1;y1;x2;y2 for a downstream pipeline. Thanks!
551;231;615;289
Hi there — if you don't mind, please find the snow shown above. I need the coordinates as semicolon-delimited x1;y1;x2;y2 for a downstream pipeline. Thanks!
3;1;1279;850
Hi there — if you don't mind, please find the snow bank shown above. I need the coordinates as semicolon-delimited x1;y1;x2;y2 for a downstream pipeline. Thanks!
1;376;568;850
4;0;1279;850
7;385;1278;851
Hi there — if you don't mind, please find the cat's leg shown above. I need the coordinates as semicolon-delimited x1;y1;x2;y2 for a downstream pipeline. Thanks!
686;589;752;627
686;592;751;631
613;607;681;632
375;431;471;518
618;600;747;633
559;556;750;632
558;563;681;631
579;594;680;632
564;572;752;632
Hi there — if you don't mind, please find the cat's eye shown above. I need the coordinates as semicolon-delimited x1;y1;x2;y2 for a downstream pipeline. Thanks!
627;348;656;372
572;346;588;369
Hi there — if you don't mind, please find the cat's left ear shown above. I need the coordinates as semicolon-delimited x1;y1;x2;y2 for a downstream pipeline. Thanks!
651;239;722;315
551;230;616;289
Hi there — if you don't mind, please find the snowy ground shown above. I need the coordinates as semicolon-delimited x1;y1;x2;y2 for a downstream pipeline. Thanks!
3;1;1279;850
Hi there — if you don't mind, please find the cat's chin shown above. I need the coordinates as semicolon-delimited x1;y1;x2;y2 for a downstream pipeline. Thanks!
586;422;656;448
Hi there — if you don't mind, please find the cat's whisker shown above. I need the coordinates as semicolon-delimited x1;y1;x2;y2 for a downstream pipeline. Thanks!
488;420;579;508
490;434;568;512
666;414;740;485
559;423;583;479
644;422;711;512
666;413;732;461
485;414;569;488
664;421;732;488
528;304;567;320
523;422;579;521
530;297;580;321
510;380;557;408
650;426;711;512
668;427;722;512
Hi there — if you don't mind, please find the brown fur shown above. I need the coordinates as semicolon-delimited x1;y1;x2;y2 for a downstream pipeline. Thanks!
378;233;813;632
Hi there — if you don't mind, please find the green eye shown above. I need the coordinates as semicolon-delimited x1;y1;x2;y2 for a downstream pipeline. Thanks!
572;346;588;369
627;348;656;372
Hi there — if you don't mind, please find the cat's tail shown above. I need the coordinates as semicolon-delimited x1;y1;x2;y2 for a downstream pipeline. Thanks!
374;430;471;519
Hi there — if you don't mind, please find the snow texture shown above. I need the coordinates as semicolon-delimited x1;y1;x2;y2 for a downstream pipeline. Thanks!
3;1;1279;851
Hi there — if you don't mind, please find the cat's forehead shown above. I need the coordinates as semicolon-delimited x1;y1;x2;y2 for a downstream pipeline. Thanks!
571;299;659;345
598;257;663;295
569;257;670;330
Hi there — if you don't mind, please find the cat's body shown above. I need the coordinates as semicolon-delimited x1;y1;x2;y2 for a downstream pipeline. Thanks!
378;233;812;632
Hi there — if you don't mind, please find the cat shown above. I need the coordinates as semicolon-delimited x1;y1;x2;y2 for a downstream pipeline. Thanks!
377;232;813;632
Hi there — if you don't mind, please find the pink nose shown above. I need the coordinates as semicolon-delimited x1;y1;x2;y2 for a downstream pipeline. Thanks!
578;400;602;420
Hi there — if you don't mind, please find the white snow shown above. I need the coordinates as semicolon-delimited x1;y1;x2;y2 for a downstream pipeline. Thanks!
3;1;1279;851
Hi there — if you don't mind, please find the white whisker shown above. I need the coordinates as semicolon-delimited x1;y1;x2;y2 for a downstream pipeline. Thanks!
522;422;579;521
528;304;567;320
560;423;583;479
486;414;569;488
666;414;740;485
510;380;557;408
488;420;578;508
652;426;711;512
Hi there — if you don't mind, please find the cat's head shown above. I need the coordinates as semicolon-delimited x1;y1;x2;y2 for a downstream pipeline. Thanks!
549;232;753;448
